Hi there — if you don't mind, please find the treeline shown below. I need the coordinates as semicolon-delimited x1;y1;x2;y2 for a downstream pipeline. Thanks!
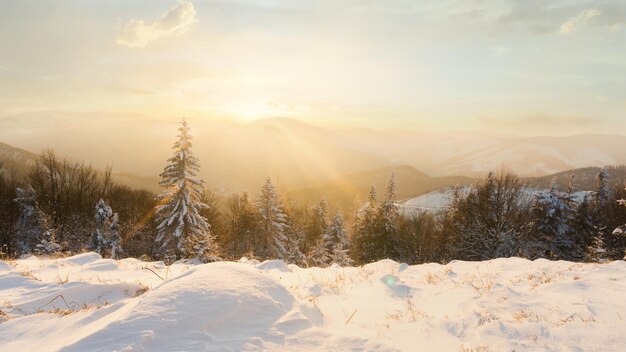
1;122;625;264
2;161;625;264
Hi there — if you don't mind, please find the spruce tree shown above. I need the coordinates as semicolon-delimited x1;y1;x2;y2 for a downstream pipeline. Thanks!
154;118;212;261
595;168;610;208
352;184;378;263
377;173;400;258
14;186;58;256
256;178;288;259
524;179;575;260
323;212;352;266
309;238;329;267
109;213;122;259
91;199;112;255
304;198;328;254
284;214;306;266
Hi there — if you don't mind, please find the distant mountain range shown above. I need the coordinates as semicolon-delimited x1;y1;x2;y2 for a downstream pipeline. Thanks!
1;111;625;205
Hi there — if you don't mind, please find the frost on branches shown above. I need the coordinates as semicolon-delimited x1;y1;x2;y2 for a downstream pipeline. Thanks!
524;179;575;260
14;186;60;256
90;199;123;259
154;118;213;261
256;178;288;260
323;213;352;266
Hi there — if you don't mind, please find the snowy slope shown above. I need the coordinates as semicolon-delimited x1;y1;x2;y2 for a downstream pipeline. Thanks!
1;254;625;351
400;188;592;214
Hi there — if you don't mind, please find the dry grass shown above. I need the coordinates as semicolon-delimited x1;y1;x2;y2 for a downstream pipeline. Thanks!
424;271;440;285
512;308;548;322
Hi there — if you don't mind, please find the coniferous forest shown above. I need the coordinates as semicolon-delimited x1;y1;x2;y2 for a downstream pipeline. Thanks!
1;119;625;265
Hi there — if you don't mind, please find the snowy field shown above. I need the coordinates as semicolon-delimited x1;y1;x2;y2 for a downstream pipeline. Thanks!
1;254;625;351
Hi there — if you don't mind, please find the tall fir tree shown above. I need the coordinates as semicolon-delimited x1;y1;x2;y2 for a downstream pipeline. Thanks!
109;213;122;259
154;118;212;261
377;173;400;258
595;168;610;208
352;184;378;263
14;186;59;256
323;212;352;266
304;198;328;254
256;178;288;259
523;179;575;260
91;199;112;255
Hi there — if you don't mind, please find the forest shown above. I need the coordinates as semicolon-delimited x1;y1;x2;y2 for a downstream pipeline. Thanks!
1;120;625;265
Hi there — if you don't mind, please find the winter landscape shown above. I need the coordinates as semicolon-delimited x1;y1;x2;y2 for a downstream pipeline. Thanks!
2;1;626;351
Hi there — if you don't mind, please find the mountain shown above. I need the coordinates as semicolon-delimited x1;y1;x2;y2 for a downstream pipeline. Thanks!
1;111;625;194
0;112;392;193
0;141;160;193
286;165;473;209
0;142;38;178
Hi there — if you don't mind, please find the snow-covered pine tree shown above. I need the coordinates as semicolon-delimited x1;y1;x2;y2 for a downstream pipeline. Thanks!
309;238;329;267
154;118;212;261
109;213;122;259
613;186;626;260
284;215;306;266
572;195;596;260
352;184;379;264
256;178;288;259
368;184;377;209
524;179;575;260
13;186;58;256
323;212;352;266
377;173;400;258
304;198;329;254
585;229;608;263
595;168;610;208
91;199;112;255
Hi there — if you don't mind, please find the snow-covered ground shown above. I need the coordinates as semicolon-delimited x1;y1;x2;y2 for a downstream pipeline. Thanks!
400;188;591;214
1;254;625;351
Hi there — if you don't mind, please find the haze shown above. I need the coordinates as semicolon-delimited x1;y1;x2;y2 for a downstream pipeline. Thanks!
1;0;625;135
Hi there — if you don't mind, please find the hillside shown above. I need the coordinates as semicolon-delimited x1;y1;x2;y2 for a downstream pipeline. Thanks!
287;165;472;209
1;253;625;351
2;112;626;193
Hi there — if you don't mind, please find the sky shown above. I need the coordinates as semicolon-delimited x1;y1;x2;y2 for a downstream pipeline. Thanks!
0;0;625;135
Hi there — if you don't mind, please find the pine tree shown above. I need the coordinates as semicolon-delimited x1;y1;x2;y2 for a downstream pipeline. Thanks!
377;173;400;258
309;238;329;267
256;178;288;259
524;179;575;260
352;184;379;263
572;195;595;260
284;215;306;266
595;168;610;208
154;118;212;261
91;199;112;255
13;186;57;256
323;212;352;266
304;198;328;254
109;213;122;259
585;230;607;263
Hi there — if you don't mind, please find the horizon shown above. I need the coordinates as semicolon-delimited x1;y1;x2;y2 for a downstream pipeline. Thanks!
1;0;626;136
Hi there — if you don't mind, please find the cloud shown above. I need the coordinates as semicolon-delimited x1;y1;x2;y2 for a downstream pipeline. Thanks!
116;0;197;48
559;9;601;34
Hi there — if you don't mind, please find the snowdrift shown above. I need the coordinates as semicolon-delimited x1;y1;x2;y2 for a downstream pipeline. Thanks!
1;254;625;351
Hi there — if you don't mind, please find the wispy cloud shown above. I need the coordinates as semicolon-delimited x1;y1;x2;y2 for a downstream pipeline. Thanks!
559;9;601;34
116;0;197;48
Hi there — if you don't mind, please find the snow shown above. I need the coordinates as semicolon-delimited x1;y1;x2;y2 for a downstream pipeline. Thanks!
1;254;626;351
400;187;592;214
